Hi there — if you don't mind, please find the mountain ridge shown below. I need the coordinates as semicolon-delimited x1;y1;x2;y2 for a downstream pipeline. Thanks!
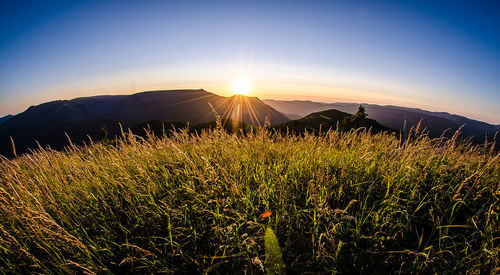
0;89;289;157
273;108;394;134
0;115;12;125
263;99;498;142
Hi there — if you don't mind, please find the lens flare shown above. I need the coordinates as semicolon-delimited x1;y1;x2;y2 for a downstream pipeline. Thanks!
232;78;250;95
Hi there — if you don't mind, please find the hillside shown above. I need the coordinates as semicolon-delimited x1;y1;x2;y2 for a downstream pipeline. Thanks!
263;99;499;142
0;90;289;157
0;115;12;125
0;127;498;273
273;108;393;134
128;108;392;138
104;90;287;126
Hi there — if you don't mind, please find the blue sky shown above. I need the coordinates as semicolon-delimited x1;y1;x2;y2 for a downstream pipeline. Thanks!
0;0;499;123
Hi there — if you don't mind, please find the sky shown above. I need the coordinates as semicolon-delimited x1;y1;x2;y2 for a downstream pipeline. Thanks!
0;0;499;124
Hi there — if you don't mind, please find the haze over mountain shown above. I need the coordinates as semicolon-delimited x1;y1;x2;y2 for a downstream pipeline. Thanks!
0;89;288;157
264;99;499;143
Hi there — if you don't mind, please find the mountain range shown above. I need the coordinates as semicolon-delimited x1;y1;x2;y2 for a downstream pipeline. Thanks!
0;89;288;157
1;90;497;158
263;99;499;142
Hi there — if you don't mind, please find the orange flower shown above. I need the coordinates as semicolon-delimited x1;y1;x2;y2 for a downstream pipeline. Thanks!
260;211;272;218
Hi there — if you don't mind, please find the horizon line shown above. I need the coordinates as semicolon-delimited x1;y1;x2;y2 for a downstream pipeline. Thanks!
1;88;499;126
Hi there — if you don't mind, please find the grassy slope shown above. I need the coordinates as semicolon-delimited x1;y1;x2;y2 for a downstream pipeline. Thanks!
0;127;498;274
272;108;393;134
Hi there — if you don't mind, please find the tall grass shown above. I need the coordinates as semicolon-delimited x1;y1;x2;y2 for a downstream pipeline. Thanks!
0;127;498;273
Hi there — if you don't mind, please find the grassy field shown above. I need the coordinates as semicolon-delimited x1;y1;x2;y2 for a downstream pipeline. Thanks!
0;124;498;274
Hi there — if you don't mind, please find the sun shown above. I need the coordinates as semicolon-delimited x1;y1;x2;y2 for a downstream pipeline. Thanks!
232;78;251;95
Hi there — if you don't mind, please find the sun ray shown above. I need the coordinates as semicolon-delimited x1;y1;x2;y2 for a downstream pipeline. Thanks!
165;94;215;108
219;96;238;122
243;96;261;126
202;96;237;126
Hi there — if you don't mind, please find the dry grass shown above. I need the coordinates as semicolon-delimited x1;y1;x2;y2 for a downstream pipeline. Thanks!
0;126;498;273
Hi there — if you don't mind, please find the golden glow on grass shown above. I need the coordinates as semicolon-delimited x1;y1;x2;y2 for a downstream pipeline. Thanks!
231;78;250;95
1;126;498;273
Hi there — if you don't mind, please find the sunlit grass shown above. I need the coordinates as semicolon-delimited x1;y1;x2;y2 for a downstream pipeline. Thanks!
0;125;498;273
264;227;285;275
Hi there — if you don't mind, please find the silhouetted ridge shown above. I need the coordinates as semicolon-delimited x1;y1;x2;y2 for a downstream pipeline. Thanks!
273;108;393;134
264;99;498;143
0;89;289;157
0;115;12;125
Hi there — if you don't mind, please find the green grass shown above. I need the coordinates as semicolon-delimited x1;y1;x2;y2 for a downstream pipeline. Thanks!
264;227;285;275
0;126;498;274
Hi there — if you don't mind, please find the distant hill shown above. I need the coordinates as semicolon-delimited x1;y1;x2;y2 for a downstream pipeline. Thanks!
0;95;127;157
263;99;498;142
0;115;13;125
282;113;302;120
273;108;393;134
0;90;289;157
0;95;125;136
104;90;287;126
